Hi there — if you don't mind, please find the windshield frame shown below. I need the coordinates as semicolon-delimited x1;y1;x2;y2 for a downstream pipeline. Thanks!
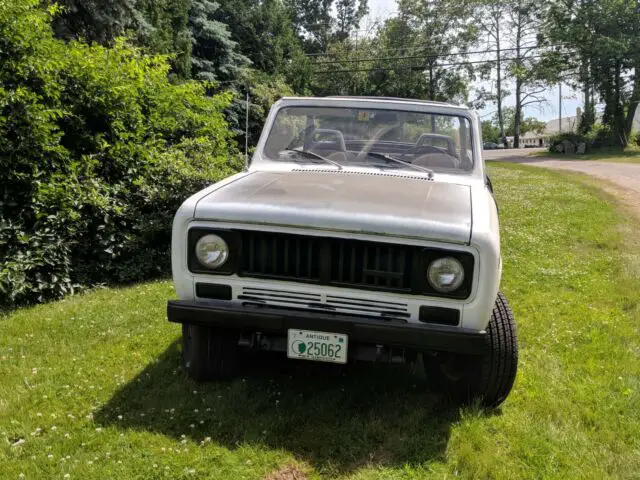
251;98;483;178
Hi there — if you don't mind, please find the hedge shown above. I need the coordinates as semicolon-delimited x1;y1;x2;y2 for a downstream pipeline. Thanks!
0;1;241;307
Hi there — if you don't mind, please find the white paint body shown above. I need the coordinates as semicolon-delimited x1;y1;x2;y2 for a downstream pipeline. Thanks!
171;97;502;333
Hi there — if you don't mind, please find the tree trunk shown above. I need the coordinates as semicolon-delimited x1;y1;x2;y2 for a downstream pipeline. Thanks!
579;58;594;134
613;59;626;146
624;58;640;143
515;80;522;148
495;16;505;142
428;61;436;100
601;65;615;127
513;1;522;149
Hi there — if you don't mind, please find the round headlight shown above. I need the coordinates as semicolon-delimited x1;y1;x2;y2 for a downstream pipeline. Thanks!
195;234;229;269
427;257;465;293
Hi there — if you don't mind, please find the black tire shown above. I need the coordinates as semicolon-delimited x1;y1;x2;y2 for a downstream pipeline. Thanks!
424;292;518;408
181;324;239;381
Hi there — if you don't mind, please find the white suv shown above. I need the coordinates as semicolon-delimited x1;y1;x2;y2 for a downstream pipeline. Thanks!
168;96;518;408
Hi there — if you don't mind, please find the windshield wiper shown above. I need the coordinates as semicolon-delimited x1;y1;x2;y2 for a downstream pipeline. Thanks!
363;152;434;178
284;148;343;170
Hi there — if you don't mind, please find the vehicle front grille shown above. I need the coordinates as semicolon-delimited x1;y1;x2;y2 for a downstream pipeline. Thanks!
239;231;413;293
238;286;410;318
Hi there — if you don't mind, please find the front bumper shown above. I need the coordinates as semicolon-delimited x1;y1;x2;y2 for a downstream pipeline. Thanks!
167;300;487;355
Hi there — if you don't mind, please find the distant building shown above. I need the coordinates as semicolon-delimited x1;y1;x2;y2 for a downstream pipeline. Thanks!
544;115;580;135
503;105;640;148
506;108;587;148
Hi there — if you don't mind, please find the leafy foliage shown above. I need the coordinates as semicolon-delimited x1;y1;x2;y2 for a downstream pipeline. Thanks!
482;121;501;144
50;0;138;44
51;0;193;77
189;0;250;81
135;0;193;78
213;0;304;78
545;0;640;147
0;0;239;307
286;0;368;53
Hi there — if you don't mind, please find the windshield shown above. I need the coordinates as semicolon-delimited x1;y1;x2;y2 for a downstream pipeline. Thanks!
263;106;474;173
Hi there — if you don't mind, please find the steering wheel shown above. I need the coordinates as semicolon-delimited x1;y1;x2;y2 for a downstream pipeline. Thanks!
355;123;401;162
397;143;445;162
308;129;348;163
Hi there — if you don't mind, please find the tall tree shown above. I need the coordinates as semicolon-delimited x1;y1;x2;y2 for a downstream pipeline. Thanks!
334;0;369;41
285;0;334;53
285;0;368;53
51;0;192;77
508;0;548;148
312;0;478;101
189;0;250;81
135;0;192;78
374;0;477;102
213;0;307;79
50;0;138;44
545;0;640;146
474;1;510;142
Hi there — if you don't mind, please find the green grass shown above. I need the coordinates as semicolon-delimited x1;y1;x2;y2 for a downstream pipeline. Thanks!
2;164;640;479
534;148;640;163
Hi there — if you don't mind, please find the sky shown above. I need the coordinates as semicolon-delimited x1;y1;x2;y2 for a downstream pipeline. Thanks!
362;0;585;123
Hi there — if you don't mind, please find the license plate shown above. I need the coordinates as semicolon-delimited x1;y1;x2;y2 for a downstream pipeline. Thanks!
287;329;348;364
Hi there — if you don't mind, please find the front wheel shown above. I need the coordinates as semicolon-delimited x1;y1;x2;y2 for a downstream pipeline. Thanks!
181;324;239;381
424;292;518;408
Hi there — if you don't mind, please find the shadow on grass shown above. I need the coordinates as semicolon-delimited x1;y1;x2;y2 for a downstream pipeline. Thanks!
96;341;468;475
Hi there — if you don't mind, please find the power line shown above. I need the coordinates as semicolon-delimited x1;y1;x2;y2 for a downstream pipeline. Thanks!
312;55;546;75
305;40;570;58
311;45;563;65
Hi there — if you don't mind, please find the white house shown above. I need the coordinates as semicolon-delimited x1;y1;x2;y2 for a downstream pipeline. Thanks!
503;105;640;148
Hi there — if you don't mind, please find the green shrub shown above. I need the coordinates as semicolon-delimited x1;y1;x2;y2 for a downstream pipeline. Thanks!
586;123;619;149
548;124;627;153
548;133;588;153
0;0;240;307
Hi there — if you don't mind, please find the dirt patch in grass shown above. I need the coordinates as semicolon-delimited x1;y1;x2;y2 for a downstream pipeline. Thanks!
264;465;308;480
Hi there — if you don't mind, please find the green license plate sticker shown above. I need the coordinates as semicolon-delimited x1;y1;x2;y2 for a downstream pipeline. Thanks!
287;329;348;364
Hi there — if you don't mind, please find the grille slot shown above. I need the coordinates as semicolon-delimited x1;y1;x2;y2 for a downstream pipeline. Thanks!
239;231;413;294
329;240;410;290
242;231;321;281
239;287;321;306
325;295;409;317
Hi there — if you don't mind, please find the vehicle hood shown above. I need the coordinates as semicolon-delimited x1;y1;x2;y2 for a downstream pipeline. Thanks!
194;170;472;244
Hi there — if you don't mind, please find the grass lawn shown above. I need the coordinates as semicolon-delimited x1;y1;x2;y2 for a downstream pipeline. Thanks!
535;148;640;163
2;164;640;479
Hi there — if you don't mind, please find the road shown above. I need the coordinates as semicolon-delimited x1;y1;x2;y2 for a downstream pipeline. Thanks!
482;147;546;162
484;148;640;220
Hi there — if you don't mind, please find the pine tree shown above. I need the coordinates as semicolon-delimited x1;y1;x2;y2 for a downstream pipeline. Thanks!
136;0;192;78
334;0;368;41
189;0;250;81
51;0;139;44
